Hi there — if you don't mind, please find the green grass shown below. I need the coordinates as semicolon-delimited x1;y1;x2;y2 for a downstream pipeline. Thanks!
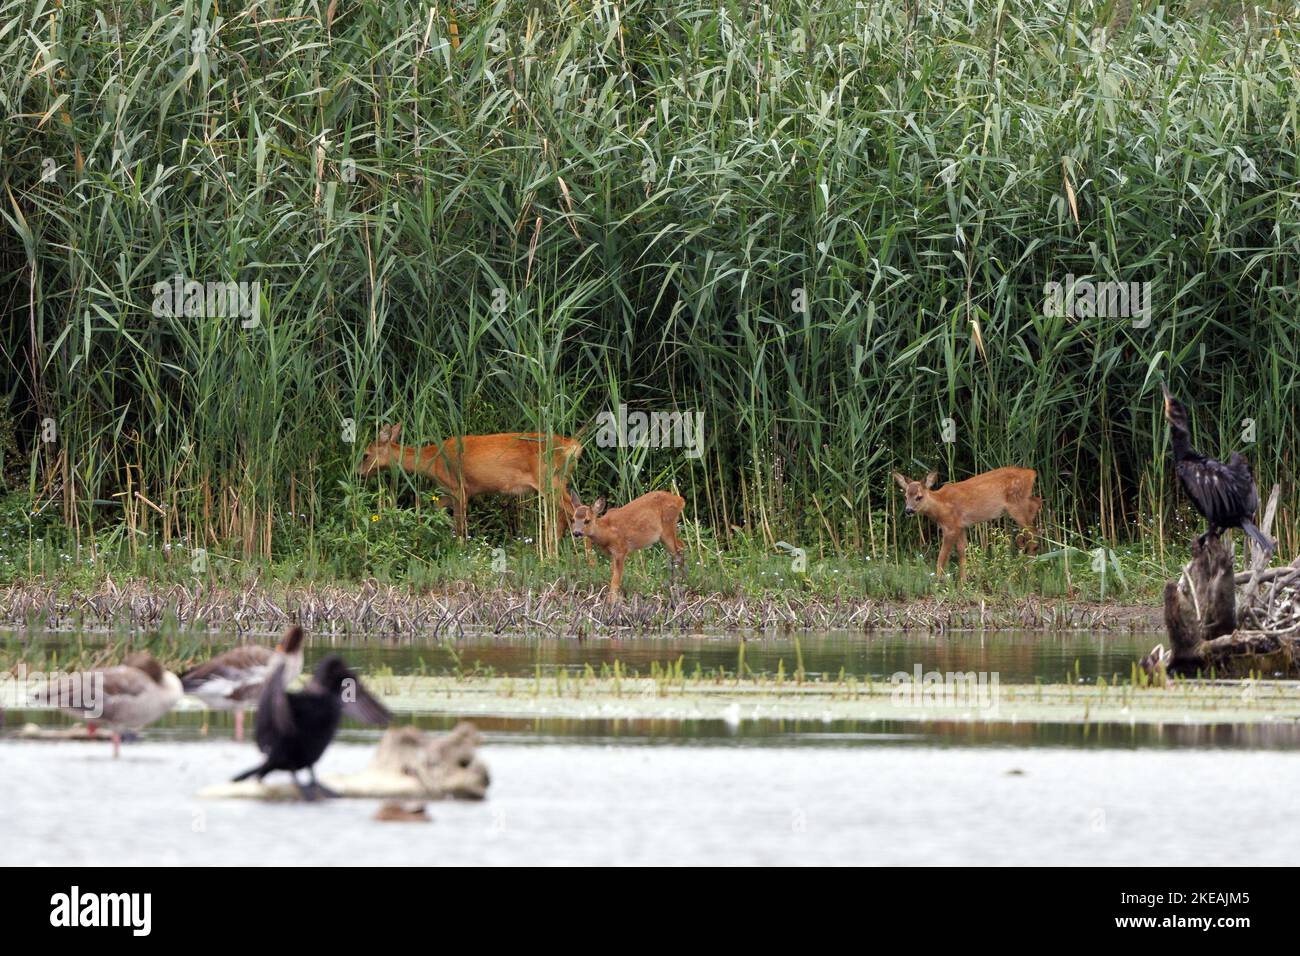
2;0;1297;576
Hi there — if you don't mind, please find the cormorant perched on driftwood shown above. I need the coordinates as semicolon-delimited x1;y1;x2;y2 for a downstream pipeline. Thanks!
1162;385;1274;558
232;653;390;800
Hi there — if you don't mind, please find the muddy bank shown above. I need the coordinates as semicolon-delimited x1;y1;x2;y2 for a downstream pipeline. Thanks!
0;579;1164;636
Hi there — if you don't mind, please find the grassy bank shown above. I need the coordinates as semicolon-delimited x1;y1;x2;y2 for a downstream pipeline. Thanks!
0;471;1180;635
2;0;1299;571
0;462;1200;636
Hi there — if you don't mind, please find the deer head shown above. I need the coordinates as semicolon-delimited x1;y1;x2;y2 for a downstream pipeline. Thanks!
358;423;403;477
568;490;606;538
892;470;939;515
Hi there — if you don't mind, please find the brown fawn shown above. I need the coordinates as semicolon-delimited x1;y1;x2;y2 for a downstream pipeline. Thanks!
892;467;1041;580
358;424;583;538
568;490;687;602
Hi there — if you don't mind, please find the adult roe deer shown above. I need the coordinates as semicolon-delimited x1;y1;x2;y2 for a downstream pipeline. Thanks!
892;467;1041;580
359;424;583;539
568;490;687;602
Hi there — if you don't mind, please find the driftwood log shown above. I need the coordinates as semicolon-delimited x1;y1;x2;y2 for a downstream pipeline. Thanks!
367;721;490;800
1144;488;1300;678
199;721;490;801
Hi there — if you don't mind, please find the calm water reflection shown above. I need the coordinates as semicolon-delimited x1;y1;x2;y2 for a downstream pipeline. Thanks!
11;629;1157;684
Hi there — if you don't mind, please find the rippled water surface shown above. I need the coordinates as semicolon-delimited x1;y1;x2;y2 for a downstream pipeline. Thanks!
11;627;1161;682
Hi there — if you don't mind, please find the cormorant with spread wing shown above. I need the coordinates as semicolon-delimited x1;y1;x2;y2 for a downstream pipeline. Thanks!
1162;385;1274;557
232;652;390;800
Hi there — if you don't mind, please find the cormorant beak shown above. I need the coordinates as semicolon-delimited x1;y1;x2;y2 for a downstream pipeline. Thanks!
1160;384;1173;417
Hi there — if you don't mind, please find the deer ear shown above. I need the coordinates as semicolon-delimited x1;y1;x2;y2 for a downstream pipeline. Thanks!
569;489;581;509
377;425;391;443
592;497;606;515
892;472;909;492
389;423;403;441
924;471;938;489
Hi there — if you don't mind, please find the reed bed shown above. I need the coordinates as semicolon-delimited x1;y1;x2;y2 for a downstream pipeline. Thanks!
2;0;1298;571
0;578;1162;635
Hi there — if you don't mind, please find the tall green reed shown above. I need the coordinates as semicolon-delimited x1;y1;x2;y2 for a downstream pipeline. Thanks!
1;0;1297;567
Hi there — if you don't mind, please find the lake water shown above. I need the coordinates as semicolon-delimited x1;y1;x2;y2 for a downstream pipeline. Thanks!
8;627;1162;683
4;739;1298;866
4;628;1298;865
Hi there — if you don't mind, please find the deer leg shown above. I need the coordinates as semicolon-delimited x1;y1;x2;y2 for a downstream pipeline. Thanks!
607;553;625;604
955;531;968;582
435;493;463;537
535;478;564;544
936;534;954;576
666;536;687;602
455;491;469;538
553;493;572;543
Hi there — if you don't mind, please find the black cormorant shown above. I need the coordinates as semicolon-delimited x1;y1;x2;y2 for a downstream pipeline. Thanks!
232;653;390;799
1162;385;1274;557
